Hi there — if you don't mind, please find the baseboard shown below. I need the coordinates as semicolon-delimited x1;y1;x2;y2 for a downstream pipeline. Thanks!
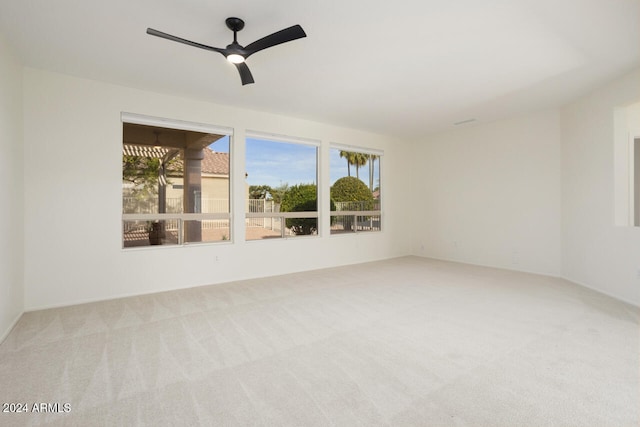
413;254;639;307
24;285;197;313
25;253;412;312
0;311;23;345
413;253;562;278
561;275;640;308
24;255;637;313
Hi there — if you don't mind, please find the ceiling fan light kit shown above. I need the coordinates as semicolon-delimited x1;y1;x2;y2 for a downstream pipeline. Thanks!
146;17;306;85
226;54;245;64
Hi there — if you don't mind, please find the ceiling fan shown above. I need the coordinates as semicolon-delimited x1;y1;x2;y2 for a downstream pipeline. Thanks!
147;17;306;86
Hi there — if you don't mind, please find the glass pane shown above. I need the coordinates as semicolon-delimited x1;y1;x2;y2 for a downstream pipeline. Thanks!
123;220;179;248
330;148;381;235
330;215;355;234
355;215;381;232
635;138;640;226
245;221;282;239
122;122;231;247
245;137;318;240
330;214;381;234
184;220;230;243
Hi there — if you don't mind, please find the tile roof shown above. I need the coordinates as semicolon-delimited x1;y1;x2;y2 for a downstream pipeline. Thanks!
202;148;229;175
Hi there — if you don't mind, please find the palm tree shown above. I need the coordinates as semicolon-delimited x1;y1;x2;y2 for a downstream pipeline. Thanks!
339;151;353;176
339;151;369;179
352;152;368;179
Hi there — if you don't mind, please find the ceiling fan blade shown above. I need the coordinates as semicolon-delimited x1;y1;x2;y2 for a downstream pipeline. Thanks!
243;25;306;58
147;28;224;54
234;62;255;85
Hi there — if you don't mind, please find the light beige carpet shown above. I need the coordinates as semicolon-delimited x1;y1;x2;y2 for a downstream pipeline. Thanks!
1;256;638;426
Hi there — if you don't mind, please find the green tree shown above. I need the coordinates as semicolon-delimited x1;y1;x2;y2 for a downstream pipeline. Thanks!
331;176;374;206
122;155;161;192
331;176;374;231
122;155;162;213
339;151;368;179
122;153;182;214
249;185;272;199
268;183;289;205
339;151;353;176
352;152;368;179
280;183;317;235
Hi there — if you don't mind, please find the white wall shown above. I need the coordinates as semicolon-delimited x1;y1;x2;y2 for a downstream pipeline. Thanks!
0;33;24;340
410;110;562;276
561;69;640;305
15;62;640;314
22;68;411;310
635;138;640;226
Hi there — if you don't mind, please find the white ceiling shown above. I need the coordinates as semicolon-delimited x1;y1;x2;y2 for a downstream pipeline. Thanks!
1;0;638;138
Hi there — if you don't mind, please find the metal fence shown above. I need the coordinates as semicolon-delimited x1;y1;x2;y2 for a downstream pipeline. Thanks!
333;200;381;211
123;198;230;233
246;199;281;231
122;197;381;234
123;197;229;214
330;214;381;232
124;197;379;215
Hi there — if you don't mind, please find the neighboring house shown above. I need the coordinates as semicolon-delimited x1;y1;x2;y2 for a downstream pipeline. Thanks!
164;148;231;213
123;145;251;214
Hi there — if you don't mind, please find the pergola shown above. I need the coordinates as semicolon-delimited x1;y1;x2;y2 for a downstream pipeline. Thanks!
123;122;225;242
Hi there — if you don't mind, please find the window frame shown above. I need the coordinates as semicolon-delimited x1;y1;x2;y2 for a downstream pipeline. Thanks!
329;143;383;235
121;112;234;248
632;136;640;226
244;131;321;240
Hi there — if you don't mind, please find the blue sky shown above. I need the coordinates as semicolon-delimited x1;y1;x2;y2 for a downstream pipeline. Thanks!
209;135;229;153
246;138;317;188
210;136;379;189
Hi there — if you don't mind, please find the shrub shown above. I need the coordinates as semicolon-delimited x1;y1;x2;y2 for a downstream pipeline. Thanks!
330;177;373;207
331;177;374;231
280;184;317;235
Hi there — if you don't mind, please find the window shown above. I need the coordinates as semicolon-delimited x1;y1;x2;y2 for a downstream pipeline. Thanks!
634;138;640;226
330;147;381;234
245;135;318;240
614;102;640;227
122;117;232;248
